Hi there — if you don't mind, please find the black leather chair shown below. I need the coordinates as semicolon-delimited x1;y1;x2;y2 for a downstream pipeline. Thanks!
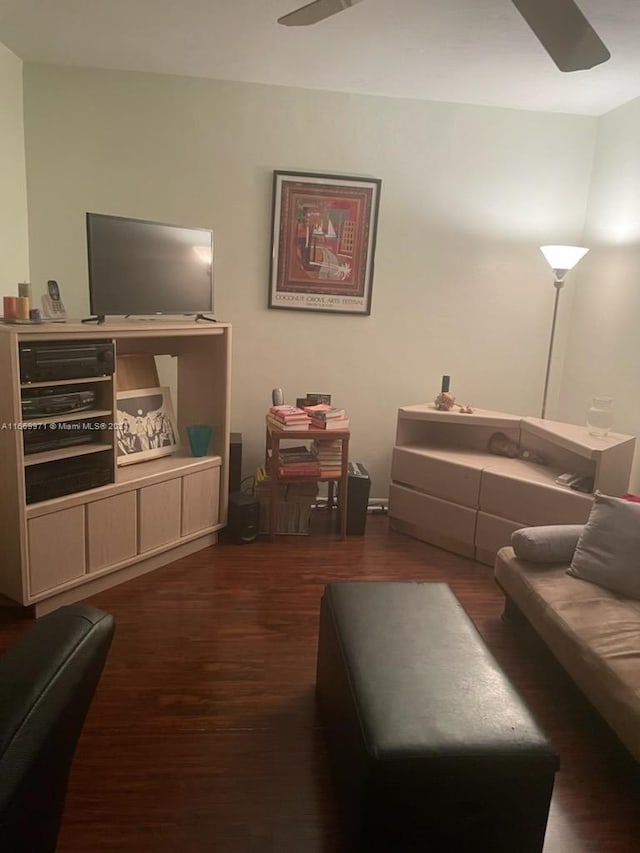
0;604;115;852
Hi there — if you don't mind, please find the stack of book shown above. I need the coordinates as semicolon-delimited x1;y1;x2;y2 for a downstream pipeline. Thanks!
304;404;350;431
312;439;343;478
277;445;322;478
267;405;311;431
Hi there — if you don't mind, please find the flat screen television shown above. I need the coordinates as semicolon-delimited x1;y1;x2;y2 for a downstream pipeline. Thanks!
86;213;213;318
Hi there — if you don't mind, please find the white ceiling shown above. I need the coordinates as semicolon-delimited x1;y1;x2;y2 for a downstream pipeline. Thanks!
1;0;640;116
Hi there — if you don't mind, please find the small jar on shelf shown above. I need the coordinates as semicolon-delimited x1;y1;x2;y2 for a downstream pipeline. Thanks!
586;396;614;437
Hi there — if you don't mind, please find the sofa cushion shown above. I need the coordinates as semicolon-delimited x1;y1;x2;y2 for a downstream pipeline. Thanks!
512;525;584;564
567;493;640;599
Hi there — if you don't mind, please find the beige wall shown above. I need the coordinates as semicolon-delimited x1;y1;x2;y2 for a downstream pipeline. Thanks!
22;64;597;495
0;43;29;297
559;96;640;491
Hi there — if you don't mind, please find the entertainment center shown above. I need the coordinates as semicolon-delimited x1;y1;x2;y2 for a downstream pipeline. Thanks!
0;320;231;616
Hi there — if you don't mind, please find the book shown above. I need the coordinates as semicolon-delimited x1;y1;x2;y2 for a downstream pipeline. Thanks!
279;467;322;477
317;469;342;478
279;444;315;459
279;449;321;476
269;415;310;424
266;415;309;431
312;439;342;471
269;409;309;419
314;451;342;460
270;415;310;425
309;417;350;430
304;405;346;420
269;404;308;418
279;446;317;464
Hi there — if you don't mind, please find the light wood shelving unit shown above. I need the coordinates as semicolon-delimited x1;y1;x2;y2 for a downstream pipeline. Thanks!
389;404;636;565
0;320;231;615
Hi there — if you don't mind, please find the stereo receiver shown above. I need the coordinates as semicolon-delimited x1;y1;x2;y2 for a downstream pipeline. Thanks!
19;340;114;383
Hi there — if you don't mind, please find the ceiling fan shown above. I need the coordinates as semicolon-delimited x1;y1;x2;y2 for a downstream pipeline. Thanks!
277;0;611;73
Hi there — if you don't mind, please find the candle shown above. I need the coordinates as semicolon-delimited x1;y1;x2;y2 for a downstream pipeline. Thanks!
15;297;30;320
3;296;17;319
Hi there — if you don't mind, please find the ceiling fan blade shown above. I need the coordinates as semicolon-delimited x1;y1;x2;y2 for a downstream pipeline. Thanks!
278;0;364;27
512;0;610;72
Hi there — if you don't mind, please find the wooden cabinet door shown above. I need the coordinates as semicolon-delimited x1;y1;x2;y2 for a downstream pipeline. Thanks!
87;492;137;572
138;479;181;553
28;507;85;595
182;467;220;536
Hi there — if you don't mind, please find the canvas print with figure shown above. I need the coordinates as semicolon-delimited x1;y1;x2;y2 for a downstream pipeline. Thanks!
116;386;179;466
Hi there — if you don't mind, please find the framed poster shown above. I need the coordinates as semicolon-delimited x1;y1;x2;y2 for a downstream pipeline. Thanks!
115;386;179;466
269;170;381;315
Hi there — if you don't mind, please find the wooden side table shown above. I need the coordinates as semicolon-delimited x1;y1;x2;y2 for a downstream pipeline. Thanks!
265;419;350;541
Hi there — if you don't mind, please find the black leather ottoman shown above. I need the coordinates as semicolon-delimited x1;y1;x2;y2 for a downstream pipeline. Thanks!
315;582;559;852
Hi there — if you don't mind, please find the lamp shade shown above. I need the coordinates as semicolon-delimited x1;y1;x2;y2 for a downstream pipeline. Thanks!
540;245;589;271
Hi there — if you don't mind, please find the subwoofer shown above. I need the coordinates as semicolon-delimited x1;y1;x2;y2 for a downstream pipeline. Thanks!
346;462;371;536
229;432;242;494
227;491;259;544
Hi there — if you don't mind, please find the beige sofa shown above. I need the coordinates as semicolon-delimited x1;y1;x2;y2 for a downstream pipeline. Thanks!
494;533;640;763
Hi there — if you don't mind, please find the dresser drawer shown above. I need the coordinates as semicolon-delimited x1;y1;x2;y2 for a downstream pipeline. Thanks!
391;447;482;508
479;470;593;526
389;483;477;545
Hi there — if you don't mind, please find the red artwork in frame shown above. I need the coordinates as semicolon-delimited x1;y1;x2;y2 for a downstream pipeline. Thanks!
269;171;381;315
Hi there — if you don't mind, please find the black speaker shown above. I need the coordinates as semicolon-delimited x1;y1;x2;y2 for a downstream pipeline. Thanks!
346;462;370;536
229;432;242;494
227;490;259;544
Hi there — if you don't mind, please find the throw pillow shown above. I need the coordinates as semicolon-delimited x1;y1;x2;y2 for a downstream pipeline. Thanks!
567;492;640;599
512;525;584;563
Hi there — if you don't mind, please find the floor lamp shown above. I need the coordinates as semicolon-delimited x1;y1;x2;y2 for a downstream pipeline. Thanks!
539;245;589;419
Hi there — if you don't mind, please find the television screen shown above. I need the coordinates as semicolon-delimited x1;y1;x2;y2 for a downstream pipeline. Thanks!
86;213;213;317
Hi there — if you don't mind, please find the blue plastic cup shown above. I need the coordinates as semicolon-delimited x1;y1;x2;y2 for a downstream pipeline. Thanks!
187;424;212;457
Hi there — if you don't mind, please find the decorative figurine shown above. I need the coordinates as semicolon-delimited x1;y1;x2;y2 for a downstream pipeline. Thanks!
434;391;456;411
434;375;474;414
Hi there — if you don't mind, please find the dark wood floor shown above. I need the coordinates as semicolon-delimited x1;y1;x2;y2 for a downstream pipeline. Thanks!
1;513;639;852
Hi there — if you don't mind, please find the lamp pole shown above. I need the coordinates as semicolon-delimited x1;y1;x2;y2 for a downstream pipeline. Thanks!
541;275;565;419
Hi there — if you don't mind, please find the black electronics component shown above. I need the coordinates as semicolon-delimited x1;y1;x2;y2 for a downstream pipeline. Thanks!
570;476;594;493
346;462;371;536
227;491;260;544
23;425;101;455
555;472;579;486
19;340;114;383
21;388;96;419
229;432;242;494
441;375;450;393
25;454;113;504
86;213;214;318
